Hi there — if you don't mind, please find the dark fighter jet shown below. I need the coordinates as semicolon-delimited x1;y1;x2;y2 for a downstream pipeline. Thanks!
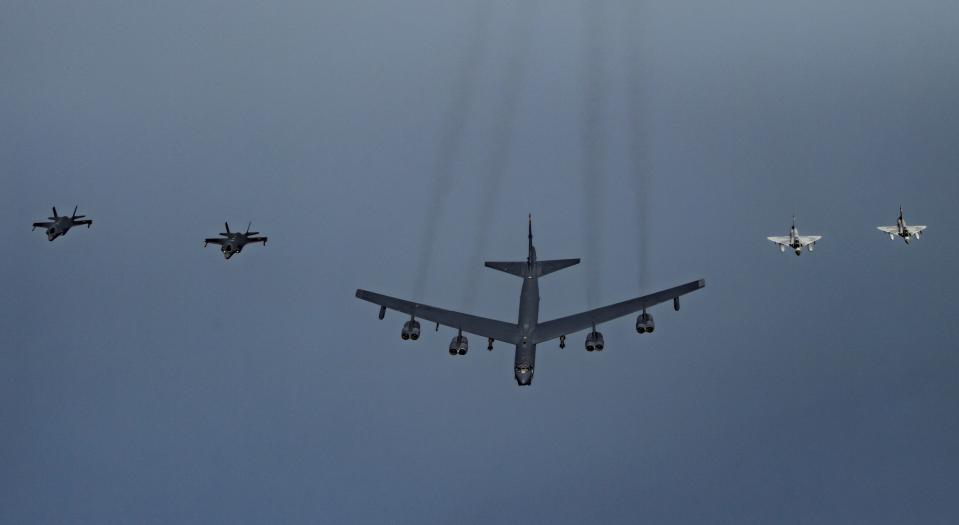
32;206;93;241
356;215;705;386
204;222;267;259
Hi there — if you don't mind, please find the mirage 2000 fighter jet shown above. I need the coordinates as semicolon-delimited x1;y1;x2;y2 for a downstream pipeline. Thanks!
32;206;93;241
877;206;926;244
767;216;821;256
204;222;268;259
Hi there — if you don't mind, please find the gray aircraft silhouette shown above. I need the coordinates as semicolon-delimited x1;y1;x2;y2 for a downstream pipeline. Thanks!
32;206;93;241
356;216;705;386
204;222;268;259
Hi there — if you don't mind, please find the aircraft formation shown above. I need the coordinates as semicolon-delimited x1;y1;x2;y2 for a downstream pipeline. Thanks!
31;206;928;385
766;206;928;255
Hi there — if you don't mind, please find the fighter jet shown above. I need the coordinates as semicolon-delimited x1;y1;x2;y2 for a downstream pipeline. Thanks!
204;222;267;259
877;206;926;244
356;215;705;386
32;206;93;241
767;216;821;256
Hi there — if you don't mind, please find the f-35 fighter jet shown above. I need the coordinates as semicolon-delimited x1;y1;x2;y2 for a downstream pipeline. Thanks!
877;206;926;244
32;206;93;241
204;222;267;259
767;216;821;256
356;215;705;386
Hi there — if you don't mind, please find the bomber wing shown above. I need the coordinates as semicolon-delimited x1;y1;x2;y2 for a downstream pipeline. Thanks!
355;289;522;344
531;279;705;344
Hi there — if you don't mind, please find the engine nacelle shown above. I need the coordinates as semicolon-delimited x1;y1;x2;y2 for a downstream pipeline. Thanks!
449;334;468;355
585;331;604;351
636;312;655;333
401;319;420;340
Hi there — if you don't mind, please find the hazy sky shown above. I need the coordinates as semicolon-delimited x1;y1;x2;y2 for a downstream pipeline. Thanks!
3;1;959;523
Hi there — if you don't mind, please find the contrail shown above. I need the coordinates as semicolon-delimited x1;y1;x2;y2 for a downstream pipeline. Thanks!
413;0;492;300
622;0;650;290
462;0;539;309
580;0;608;308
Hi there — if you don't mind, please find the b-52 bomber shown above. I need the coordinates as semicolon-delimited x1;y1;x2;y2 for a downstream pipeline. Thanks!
32;206;93;241
877;206;926;244
356;216;705;386
767;216;821;256
204;222;268;259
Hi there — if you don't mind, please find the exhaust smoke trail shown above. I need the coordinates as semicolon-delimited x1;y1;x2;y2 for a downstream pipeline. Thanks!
413;0;492;300
622;0;650;290
580;0;608;308
462;0;539;309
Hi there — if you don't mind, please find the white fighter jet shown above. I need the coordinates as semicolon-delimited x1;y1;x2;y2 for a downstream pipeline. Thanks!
877;206;926;244
767;216;821;256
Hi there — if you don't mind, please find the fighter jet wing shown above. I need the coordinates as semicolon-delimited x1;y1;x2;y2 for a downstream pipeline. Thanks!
796;236;821;246
877;226;899;234
32;221;53;230
766;236;791;245
247;236;268;245
908;226;927;234
204;238;225;246
72;219;92;227
355;289;522;344
530;279;705;345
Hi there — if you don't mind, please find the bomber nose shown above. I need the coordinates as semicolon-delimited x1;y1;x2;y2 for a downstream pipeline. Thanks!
514;367;533;386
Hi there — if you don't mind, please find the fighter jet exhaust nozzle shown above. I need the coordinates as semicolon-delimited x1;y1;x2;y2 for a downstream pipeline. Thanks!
401;319;420;341
794;248;802;256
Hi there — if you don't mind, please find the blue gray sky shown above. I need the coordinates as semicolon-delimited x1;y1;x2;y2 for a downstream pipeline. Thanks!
3;0;959;522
